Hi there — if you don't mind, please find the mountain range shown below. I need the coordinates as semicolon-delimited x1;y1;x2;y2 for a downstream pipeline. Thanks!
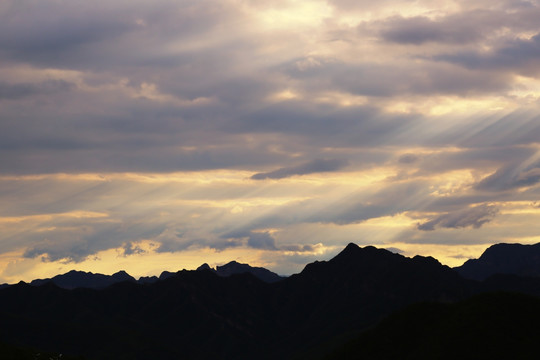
18;260;284;291
1;242;540;359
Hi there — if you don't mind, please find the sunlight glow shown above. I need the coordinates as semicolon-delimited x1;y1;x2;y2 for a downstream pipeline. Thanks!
255;1;332;29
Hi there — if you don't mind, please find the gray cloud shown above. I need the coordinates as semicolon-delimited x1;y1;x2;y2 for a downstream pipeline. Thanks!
20;219;163;262
417;204;499;231
436;32;540;75
2;0;540;276
398;153;419;164
476;164;540;192
251;158;349;180
380;14;486;45
281;57;511;98
378;3;540;47
220;230;277;250
0;80;74;100
0;1;536;177
247;232;278;250
0;0;240;70
281;244;320;252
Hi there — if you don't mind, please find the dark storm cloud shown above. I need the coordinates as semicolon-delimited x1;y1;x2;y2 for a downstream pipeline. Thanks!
251;159;349;180
417;204;499;231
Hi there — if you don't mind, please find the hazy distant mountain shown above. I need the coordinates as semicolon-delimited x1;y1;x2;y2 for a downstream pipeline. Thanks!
29;270;136;289
1;242;540;359
197;260;285;283
455;243;540;280
17;261;284;290
137;275;159;284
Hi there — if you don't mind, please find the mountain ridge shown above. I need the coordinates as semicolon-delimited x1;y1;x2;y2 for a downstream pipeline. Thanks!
2;242;540;359
19;260;285;290
454;242;540;280
6;241;540;291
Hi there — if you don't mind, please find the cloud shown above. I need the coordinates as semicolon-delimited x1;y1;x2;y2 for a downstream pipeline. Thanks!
2;0;540;278
0;80;74;100
377;3;540;47
379;14;486;45
476;164;540;191
280;56;511;98
20;219;163;262
251;158;349;180
436;32;540;75
221;230;277;250
0;0;241;70
417;204;499;231
121;241;146;256
247;232;278;250
398;153;419;164
281;243;324;253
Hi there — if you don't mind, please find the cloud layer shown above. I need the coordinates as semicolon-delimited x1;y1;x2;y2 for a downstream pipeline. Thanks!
1;0;540;282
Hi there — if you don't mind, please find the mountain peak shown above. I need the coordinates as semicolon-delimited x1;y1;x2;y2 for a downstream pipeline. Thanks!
343;242;360;252
196;263;213;271
455;242;540;280
215;261;284;283
29;269;135;289
330;243;393;266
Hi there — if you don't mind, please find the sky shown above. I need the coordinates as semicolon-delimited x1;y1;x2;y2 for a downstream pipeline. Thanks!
1;0;540;283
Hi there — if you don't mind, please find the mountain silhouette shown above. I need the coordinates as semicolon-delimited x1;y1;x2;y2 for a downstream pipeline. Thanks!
21;261;283;290
29;269;136;289
1;242;540;359
197;260;285;283
455;243;540;280
270;243;472;358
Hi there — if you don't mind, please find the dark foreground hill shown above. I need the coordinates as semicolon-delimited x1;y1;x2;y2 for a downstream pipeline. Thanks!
325;292;540;360
0;341;85;360
2;243;540;359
